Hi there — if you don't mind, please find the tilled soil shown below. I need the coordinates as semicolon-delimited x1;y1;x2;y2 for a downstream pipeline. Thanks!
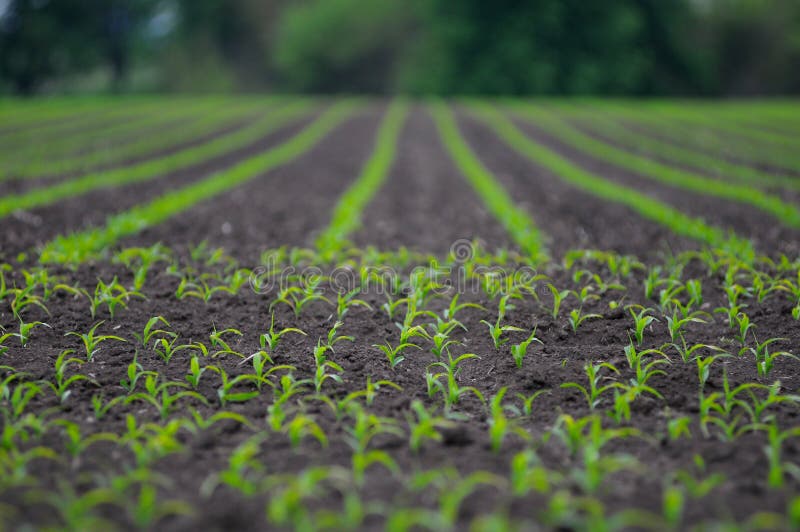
0;101;798;531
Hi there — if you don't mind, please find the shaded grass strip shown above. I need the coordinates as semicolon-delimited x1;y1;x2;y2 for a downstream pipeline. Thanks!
315;100;408;258
39;101;358;265
470;103;755;261
431;101;548;263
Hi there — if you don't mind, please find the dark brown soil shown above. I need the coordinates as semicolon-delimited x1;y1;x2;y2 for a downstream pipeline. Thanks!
353;107;511;254
0;113;318;260
0;101;798;530
2;114;259;195
454;109;700;260
121;107;384;265
505;113;800;257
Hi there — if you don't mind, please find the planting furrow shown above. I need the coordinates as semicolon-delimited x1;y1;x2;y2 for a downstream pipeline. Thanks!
3;101;268;185
431;103;547;262
1;112;319;259
487;107;800;257
0;102;313;218
599;106;800;174
315;100;408;257
352;106;511;254
553;107;800;195
120;107;384;264
453;109;698;260
37;102;359;264
0;100;245;180
0;99;174;152
510;104;800;228
466;105;758;259
643;103;800;147
0;98;131;134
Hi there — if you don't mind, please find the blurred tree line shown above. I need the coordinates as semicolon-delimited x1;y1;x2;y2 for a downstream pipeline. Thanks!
1;0;798;96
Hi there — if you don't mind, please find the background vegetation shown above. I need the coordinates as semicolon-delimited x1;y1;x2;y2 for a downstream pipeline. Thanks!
1;0;798;96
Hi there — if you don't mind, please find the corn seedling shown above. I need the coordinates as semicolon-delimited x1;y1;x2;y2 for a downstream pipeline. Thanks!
427;353;485;409
209;367;260;407
487;387;530;452
184;356;218;390
66;321;126;361
373;340;420;369
260;312;306;353
627;305;658;345
209;326;243;358
44;349;96;404
406;400;453;452
568;307;603;333
133;316;174;349
561;362;624;410
763;422;800;489
509;327;543;368
746;337;798;378
623;343;670;390
120;355;157;393
13;319;50;347
546;283;571;319
126;375;207;420
333;288;372;320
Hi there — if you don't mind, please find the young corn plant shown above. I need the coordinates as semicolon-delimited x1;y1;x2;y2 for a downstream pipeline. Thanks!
763;422;800;489
211;367;260;407
568;307;602;333
333;288;372;320
185;356;218;390
240;351;294;391
259;312;306;354
480;295;523;349
561;362;624;410
628;305;658;345
509;327;543;368
406;400;453;452
13;318;50;347
427;353;485;410
270;276;332;318
734;312;756;349
113;243;171;291
665;309;709;343
374;340;420;369
623;343;670;390
209;326;244;358
66;321;126;361
132;316;174;349
89;277;144;318
120;355;157;393
126;375;207;420
322;320;354;352
487;387;530;453
515;389;550;417
746;337;798;378
545;283;571;319
43;349;97;404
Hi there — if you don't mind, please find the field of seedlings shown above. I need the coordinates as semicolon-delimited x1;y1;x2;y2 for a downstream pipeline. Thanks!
1;96;800;531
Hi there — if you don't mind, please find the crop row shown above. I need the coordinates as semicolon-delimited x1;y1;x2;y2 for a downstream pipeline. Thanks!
1;239;799;529
468;103;755;260
546;105;800;192
506;103;800;226
572;101;800;172
0;99;267;180
0;101;314;219
38;102;356;264
3;100;797;268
